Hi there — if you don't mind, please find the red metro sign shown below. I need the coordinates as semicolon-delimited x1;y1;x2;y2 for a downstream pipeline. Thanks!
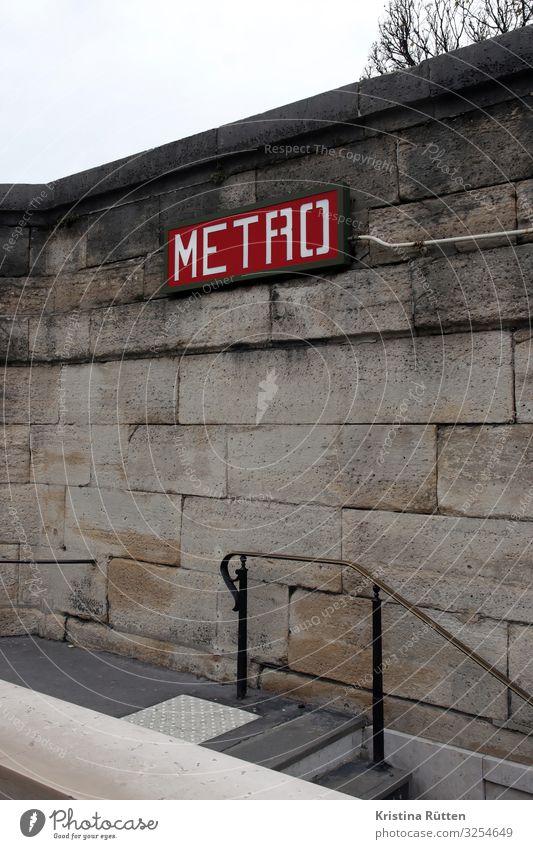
164;187;351;292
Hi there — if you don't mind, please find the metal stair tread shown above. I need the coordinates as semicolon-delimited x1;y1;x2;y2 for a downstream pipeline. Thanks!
215;708;366;771
315;760;411;799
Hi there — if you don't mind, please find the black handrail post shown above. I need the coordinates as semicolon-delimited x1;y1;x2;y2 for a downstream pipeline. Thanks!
372;584;385;766
235;555;248;699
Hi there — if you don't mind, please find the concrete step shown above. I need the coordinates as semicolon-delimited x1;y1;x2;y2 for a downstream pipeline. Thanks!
315;760;412;799
208;708;367;780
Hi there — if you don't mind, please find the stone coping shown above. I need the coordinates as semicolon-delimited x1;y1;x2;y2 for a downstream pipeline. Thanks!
0;681;350;800
0;26;531;213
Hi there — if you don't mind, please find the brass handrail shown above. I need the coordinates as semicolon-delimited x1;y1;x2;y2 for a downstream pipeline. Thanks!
222;550;533;710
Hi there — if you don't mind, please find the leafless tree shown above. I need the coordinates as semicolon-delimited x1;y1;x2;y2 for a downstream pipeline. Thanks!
364;0;533;76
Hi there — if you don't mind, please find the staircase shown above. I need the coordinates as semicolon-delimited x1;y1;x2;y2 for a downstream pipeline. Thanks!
202;700;411;799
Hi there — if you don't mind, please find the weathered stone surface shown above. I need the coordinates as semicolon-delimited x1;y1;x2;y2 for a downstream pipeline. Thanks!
181;495;343;590
438;425;533;519
508;624;533;726
91;284;271;358
515;334;533;422
0;275;52;316
108;558;217;647
0;317;28;360
217;171;256;207
86;198;159;266
0;425;29;483
127;425;226;497
61;358;178;425
256;137;399;209
3;365;60;424
65;617;235;681
342;509;533;623
398;100;533;200
65;486;181;565
289;590;508;719
414;245;533;329
258;666;533;763
52;259;145;313
19;558;107;619
29;311;91;361
90;425;130;488
271;266;412;340
217;578;289;664
30;426;91;486
180;332;513;425
0;226;30;276
516;178;533;242
37;611;66;640
369;184;516;264
227;424;436;512
30;219;87;275
0;607;40;636
0;484;64;548
0;546;19;605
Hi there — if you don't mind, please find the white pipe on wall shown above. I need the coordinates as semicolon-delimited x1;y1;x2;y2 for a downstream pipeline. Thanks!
354;227;533;250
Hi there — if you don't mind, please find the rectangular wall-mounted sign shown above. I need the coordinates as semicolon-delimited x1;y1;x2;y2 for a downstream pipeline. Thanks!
164;187;351;292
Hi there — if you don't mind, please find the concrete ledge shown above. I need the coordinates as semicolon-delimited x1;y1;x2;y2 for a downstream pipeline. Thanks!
0;681;351;800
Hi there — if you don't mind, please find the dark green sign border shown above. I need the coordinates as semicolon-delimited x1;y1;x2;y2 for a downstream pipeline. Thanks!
163;186;352;295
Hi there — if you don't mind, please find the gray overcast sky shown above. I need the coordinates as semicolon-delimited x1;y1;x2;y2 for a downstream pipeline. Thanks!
0;0;385;184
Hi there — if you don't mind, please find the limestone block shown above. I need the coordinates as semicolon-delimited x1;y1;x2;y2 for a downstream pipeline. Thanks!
60;358;178;425
369;184;515;263
438;424;533;519
0;545;19;606
29;311;91;361
90;425;131;488
180;495;343;590
91;284;270;358
217;578;289;664
218;170;256;207
256;137;399;208
227;424;436;512
0;225;29;276
108;558;217;647
37;612;66;640
414;245;533;329
65;486;181;565
52;259;144;313
515;178;533;242
65;617;235;681
3;365;60;424
30;220;88;275
19;558;107;619
30;425;91;486
0;275;52;316
0;484;64;548
86;198;159;266
127;425;226;497
271;266;412;340
289;590;508;719
342;508;533;624
508;624;533;727
398;100;533;200
0;425;29;483
515;334;533;422
0;607;40;636
0;317;28;361
180;332;513;425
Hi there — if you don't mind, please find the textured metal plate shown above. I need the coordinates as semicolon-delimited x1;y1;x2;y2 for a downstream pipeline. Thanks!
123;694;257;744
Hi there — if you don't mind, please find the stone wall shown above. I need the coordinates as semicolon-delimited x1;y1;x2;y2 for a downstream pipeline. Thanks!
2;27;533;762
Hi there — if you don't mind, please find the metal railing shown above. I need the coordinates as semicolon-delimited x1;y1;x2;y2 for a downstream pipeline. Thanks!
221;551;533;766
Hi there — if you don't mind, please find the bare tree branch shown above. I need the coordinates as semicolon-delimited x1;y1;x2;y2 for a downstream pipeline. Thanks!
363;0;533;77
